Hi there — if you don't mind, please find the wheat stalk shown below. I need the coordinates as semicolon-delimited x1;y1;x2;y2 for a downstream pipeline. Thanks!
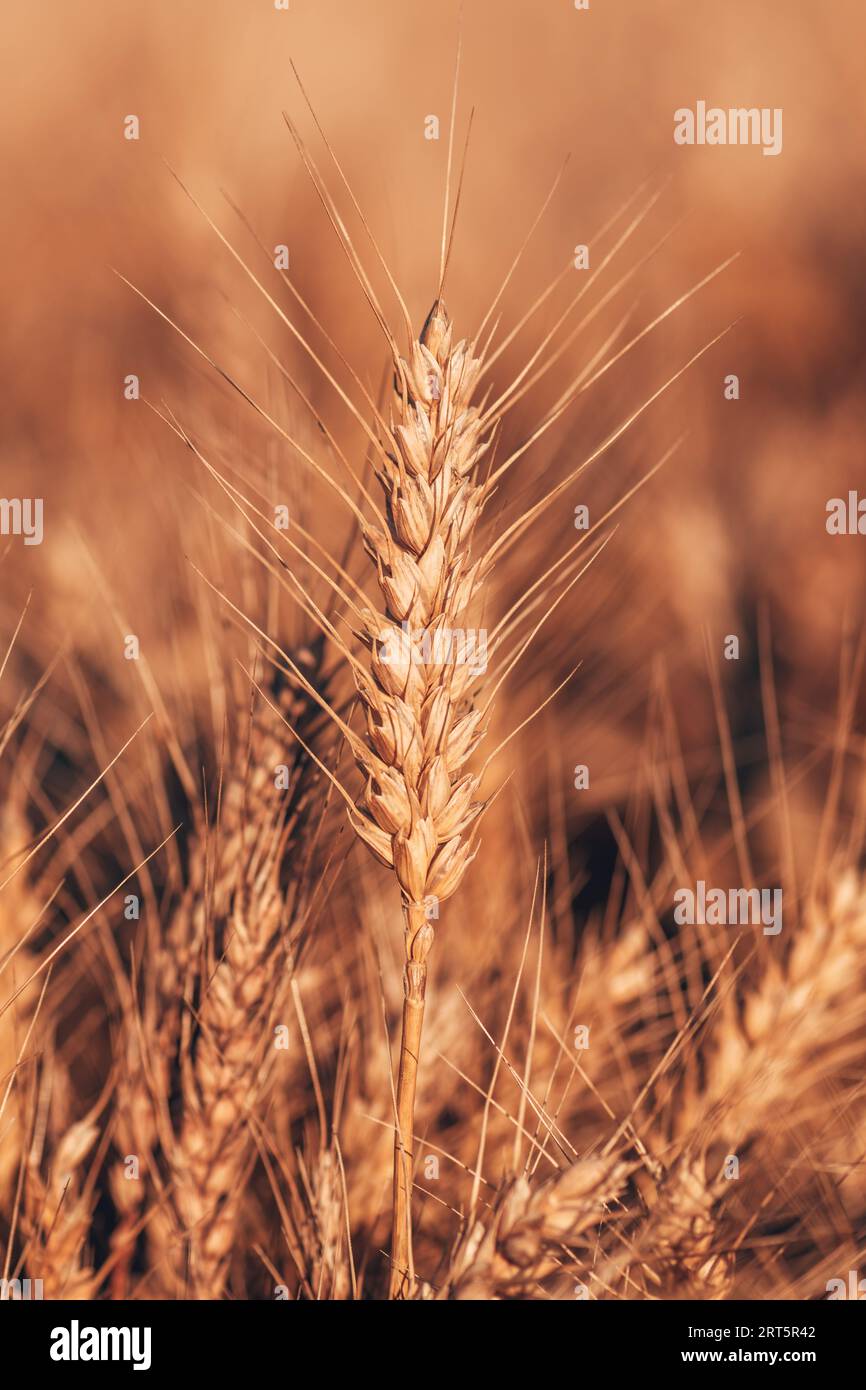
0;800;43;1206
346;298;495;1295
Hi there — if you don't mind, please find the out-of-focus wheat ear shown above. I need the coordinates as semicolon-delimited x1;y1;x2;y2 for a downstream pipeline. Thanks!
638;1154;733;1299
157;655;330;1298
20;1058;108;1300
698;870;866;1146
298;1144;353;1301
105;784;209;1294
440;1157;630;1299
107;964;172;1300
284;1009;356;1301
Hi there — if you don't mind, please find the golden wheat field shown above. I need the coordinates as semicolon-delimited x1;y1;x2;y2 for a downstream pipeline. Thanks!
2;0;866;1328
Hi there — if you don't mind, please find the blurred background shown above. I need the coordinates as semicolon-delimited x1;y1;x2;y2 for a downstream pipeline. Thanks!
3;0;865;769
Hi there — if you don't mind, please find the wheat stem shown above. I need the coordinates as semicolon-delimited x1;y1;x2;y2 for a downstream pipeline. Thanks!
389;900;430;1297
344;298;495;1295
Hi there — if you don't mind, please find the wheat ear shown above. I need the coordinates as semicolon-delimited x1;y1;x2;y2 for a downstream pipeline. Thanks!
347;299;494;1295
440;1157;630;1299
696;869;866;1145
164;668;325;1297
21;1057;103;1302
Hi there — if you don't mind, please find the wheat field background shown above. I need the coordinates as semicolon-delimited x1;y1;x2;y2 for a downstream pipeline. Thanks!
1;0;866;1302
